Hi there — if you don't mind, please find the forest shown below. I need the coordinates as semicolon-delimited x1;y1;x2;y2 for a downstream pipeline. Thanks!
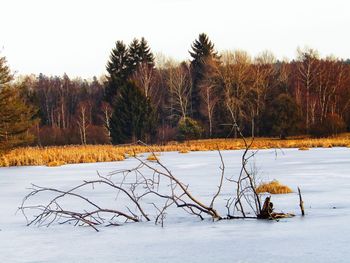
1;33;350;149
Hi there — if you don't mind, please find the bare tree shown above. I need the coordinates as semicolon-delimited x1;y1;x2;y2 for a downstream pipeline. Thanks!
166;60;192;121
296;47;319;132
199;57;220;137
101;102;112;140
133;62;156;99
219;50;253;137
314;57;346;124
76;102;89;145
248;51;276;136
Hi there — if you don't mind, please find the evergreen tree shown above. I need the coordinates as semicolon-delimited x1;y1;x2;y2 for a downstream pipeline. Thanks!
106;41;130;80
0;56;37;150
128;37;155;73
105;38;157;144
138;37;155;66
104;41;129;103
110;81;157;144
0;56;12;88
127;38;141;74
105;38;155;102
176;117;203;141
189;33;219;120
264;93;300;139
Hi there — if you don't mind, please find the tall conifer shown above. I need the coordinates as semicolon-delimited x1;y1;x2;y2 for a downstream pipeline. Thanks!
128;37;155;72
189;33;219;120
0;56;37;150
104;41;129;103
110;81;156;144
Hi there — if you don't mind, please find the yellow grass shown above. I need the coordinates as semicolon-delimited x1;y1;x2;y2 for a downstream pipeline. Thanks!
298;147;309;151
47;160;66;167
0;145;126;167
1;133;349;167
256;180;293;194
146;153;160;161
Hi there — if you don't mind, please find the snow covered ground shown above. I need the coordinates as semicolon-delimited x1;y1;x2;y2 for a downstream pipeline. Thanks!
1;148;350;263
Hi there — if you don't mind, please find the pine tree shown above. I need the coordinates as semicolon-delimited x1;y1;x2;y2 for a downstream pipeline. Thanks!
265;93;300;139
0;56;37;151
127;38;141;74
105;38;155;103
106;41;130;80
106;38;157;144
128;37;155;73
189;33;219;120
104;41;129;104
0;56;12;88
138;37;155;66
110;81;157;144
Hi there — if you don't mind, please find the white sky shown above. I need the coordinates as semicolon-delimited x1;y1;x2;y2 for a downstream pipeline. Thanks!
1;0;349;78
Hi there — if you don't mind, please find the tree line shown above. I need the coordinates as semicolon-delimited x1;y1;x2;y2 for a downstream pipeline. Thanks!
1;33;350;149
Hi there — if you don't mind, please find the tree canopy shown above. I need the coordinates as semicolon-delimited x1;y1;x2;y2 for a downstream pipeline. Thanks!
190;33;219;121
110;81;156;144
0;56;37;150
3;34;350;148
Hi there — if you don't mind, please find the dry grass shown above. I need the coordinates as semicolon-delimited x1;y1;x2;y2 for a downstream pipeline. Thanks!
0;145;126;167
256;180;293;194
46;160;66;167
298;147;309;151
146;153;160;161
1;133;349;167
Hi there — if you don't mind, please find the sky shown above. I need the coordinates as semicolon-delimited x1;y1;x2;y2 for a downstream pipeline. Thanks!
1;0;350;78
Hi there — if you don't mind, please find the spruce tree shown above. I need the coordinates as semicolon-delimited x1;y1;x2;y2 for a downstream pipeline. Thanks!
189;33;219;120
110;81;156;144
128;37;155;73
127;38;141;74
265;93;300;139
0;56;12;88
0;56;37;151
138;37;155;66
106;38;157;144
104;41;129;104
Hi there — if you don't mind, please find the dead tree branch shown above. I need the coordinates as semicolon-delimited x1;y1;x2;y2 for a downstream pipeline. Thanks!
20;137;299;231
298;187;305;216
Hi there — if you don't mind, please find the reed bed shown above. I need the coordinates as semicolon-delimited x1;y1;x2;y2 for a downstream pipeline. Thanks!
1;134;350;167
256;180;293;194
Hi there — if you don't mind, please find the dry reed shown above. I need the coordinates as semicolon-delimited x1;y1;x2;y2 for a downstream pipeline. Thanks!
256;180;293;194
1;134;349;167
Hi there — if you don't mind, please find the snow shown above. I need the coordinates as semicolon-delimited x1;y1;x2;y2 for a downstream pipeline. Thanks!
1;148;350;263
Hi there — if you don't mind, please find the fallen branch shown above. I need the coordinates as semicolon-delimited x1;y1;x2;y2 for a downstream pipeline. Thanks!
20;139;301;231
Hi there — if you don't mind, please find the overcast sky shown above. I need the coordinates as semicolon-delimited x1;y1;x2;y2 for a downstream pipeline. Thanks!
1;0;349;78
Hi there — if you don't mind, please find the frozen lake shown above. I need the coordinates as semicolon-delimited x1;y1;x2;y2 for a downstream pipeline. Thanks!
0;148;350;263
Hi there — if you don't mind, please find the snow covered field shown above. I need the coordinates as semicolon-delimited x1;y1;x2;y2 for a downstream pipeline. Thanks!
1;148;350;263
